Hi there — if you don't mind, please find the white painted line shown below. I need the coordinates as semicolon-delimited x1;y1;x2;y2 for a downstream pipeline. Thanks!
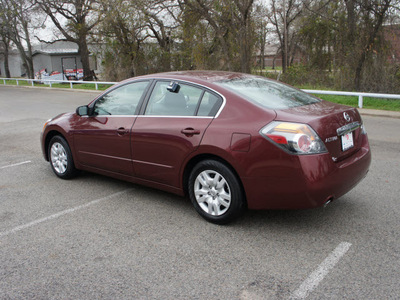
290;242;352;299
0;160;32;169
0;189;132;238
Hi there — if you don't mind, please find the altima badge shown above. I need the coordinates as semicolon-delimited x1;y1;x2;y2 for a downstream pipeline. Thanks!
325;136;338;143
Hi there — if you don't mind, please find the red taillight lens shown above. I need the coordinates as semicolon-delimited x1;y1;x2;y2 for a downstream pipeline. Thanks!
266;134;288;145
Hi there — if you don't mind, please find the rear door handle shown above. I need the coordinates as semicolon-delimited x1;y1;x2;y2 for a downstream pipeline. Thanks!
117;127;129;135
181;128;201;136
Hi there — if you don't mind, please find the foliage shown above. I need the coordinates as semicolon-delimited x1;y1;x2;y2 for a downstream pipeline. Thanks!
35;0;102;80
280;64;334;87
296;0;400;93
2;0;400;95
0;0;40;78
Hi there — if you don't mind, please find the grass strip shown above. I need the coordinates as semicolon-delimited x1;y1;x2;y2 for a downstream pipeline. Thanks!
311;94;400;111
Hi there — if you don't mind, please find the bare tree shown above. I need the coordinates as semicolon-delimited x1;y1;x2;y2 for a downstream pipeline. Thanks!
35;0;102;80
98;0;148;79
0;0;37;78
351;0;393;90
181;0;256;72
298;0;400;91
0;10;12;77
267;0;304;73
140;0;180;72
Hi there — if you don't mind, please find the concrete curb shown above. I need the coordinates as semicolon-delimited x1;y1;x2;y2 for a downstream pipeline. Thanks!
358;108;400;119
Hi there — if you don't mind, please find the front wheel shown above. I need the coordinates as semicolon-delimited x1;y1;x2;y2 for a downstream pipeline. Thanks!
188;160;245;224
48;135;78;179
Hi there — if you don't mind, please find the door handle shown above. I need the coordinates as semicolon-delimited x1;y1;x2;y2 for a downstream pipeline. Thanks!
181;128;201;136
117;127;129;135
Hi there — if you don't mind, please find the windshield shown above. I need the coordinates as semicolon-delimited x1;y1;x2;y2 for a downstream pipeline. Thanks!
215;77;320;110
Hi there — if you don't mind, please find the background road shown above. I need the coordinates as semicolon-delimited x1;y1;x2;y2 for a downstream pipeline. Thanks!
0;86;399;299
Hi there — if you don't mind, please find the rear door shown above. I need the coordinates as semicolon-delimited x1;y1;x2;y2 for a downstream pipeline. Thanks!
131;81;223;187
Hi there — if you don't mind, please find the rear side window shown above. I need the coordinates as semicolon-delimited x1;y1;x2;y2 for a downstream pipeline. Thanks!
145;82;203;116
198;92;223;116
215;77;320;110
144;81;222;117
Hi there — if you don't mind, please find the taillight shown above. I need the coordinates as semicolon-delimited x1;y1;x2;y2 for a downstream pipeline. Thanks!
260;121;328;155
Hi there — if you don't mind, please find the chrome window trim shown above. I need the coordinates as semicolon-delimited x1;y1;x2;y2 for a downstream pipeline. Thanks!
137;115;213;119
88;77;226;118
82;114;213;119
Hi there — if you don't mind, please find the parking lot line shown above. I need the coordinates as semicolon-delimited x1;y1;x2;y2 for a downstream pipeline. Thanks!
0;189;132;238
290;242;352;299
0;161;32;169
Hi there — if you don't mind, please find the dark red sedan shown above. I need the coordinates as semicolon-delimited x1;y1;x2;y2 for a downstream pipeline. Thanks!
41;71;371;224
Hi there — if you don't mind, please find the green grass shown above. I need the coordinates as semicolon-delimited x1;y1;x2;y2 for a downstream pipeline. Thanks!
49;83;113;90
295;85;400;111
309;94;400;111
1;79;31;86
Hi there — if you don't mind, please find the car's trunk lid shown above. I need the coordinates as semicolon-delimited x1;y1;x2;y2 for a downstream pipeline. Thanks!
274;101;363;161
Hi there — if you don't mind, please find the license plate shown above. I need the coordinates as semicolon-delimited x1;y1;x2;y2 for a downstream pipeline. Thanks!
341;132;354;151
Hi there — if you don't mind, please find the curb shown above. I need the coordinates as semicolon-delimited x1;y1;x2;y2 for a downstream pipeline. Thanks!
358;108;400;119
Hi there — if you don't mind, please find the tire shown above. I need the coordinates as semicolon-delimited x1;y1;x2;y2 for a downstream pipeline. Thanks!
188;159;245;224
48;135;78;179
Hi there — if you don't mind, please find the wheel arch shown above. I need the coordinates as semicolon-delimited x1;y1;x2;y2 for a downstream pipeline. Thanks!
44;130;67;161
182;153;247;207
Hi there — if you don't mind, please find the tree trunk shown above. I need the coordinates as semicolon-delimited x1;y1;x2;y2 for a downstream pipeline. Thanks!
352;1;390;91
23;21;34;78
3;40;11;78
78;38;93;81
239;25;251;73
281;37;287;73
14;42;33;78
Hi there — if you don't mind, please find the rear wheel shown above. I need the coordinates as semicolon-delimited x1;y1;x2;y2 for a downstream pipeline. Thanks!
188;160;245;224
48;136;78;179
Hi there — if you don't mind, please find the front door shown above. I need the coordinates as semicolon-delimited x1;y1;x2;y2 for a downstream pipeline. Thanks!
72;81;150;175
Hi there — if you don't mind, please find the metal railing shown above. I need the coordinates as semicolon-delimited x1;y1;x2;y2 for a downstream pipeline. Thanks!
302;89;400;108
0;77;116;90
2;77;400;108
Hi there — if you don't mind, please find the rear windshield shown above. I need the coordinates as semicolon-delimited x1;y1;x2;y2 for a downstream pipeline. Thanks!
215;77;320;110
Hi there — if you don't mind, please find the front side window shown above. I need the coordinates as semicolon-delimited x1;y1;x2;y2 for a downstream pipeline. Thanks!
215;76;320;110
94;81;149;115
145;82;203;116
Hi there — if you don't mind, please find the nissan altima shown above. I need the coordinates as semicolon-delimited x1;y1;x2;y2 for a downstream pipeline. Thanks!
41;71;371;224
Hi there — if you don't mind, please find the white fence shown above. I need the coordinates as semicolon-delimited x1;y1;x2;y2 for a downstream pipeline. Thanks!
2;77;400;109
302;89;400;109
1;77;116;91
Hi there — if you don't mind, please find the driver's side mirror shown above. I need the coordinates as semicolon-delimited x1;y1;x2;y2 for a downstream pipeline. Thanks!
76;105;89;116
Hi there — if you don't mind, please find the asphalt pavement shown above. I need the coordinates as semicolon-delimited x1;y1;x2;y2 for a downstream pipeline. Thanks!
0;85;399;299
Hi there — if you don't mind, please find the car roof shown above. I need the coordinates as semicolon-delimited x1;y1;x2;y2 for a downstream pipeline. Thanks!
124;71;252;86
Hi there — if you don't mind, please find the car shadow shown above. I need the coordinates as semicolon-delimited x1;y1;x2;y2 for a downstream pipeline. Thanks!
56;169;364;232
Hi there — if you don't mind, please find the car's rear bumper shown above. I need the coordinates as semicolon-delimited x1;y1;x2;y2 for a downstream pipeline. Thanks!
242;134;371;210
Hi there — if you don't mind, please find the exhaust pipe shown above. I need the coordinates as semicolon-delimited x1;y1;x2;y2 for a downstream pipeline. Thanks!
324;197;334;208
